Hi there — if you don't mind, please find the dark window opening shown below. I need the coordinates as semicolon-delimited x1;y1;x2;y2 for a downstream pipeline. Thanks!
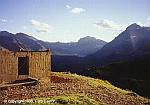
18;57;29;75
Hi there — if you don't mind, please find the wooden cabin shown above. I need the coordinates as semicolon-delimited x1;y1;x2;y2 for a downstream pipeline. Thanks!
0;50;51;83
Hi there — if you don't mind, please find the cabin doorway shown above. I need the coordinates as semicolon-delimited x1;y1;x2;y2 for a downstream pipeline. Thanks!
18;57;29;75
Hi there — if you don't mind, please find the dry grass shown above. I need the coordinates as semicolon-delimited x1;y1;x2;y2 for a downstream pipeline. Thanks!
0;72;150;105
53;72;129;94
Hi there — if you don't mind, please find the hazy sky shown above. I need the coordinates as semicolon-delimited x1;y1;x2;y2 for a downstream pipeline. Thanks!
0;0;150;42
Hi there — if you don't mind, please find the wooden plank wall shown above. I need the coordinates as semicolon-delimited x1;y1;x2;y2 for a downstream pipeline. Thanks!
29;51;51;78
15;51;51;79
0;51;18;83
0;50;51;83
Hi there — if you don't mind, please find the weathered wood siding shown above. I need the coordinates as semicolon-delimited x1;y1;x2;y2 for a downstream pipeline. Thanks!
0;50;51;83
15;51;51;78
0;51;18;83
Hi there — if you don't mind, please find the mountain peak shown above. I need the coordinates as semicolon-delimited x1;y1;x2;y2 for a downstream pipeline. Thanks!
0;31;10;34
15;33;38;41
126;23;141;30
78;36;97;43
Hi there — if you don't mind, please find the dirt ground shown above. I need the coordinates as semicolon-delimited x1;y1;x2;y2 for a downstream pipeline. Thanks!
0;72;150;105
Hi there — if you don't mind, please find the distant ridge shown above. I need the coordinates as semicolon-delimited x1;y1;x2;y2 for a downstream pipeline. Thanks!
86;23;150;65
0;31;107;57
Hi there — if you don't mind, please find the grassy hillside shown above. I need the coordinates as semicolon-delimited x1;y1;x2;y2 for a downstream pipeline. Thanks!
0;72;150;105
82;55;150;98
13;94;101;105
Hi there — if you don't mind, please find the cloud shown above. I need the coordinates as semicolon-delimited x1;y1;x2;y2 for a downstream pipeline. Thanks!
94;17;150;32
0;19;7;23
136;22;145;26
65;5;85;14
94;19;124;31
66;5;71;9
70;8;85;14
147;17;150;26
130;17;150;27
30;20;53;33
